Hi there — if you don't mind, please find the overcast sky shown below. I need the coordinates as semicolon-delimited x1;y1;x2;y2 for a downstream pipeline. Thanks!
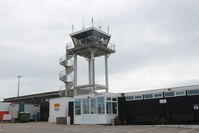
0;0;199;101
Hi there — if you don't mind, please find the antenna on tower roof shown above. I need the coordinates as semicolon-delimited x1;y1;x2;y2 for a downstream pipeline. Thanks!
72;24;74;33
91;17;94;27
107;26;110;34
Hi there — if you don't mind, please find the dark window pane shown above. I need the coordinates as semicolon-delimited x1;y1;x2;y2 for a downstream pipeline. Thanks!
97;97;105;114
187;89;199;95
175;91;185;96
144;94;153;99
112;103;117;114
135;95;142;100
106;102;111;114
154;93;163;98
164;92;175;97
75;99;81;115
126;96;134;101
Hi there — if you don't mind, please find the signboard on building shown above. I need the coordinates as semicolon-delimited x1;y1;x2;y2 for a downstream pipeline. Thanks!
3;114;11;120
193;104;199;110
159;99;167;104
54;103;60;111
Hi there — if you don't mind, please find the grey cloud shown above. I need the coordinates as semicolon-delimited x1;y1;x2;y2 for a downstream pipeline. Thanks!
1;0;199;100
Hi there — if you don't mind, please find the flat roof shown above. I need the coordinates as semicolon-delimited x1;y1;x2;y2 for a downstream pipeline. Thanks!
4;90;64;102
123;84;199;96
70;27;111;38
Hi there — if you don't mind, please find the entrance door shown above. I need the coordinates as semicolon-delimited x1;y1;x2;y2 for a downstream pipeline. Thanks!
68;102;74;124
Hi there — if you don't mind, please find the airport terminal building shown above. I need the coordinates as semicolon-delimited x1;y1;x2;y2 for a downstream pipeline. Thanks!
3;26;199;125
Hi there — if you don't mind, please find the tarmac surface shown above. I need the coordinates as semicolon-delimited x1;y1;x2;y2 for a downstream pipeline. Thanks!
0;122;199;133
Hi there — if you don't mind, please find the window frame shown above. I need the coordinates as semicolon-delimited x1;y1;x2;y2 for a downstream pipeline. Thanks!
164;91;175;98
90;98;97;114
153;93;163;98
74;99;81;115
83;99;90;114
144;94;153;99
126;96;134;101
112;102;118;114
187;89;199;96
106;102;112;114
134;95;143;100
97;97;105;114
175;91;186;97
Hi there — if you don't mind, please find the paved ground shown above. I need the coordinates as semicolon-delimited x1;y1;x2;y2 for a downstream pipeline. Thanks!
0;122;199;133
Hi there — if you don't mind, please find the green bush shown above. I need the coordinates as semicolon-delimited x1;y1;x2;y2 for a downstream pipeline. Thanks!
114;116;121;125
152;115;166;125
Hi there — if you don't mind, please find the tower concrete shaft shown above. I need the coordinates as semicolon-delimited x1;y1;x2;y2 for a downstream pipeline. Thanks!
89;49;95;93
105;54;109;92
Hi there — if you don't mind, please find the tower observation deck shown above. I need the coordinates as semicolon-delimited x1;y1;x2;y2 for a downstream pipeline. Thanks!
59;26;115;96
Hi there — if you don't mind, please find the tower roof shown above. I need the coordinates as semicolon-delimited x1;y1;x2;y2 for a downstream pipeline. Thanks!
70;26;111;38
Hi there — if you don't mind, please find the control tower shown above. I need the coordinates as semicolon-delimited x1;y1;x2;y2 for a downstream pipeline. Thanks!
59;26;115;96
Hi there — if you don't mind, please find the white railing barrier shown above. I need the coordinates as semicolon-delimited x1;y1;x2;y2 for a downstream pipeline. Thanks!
59;55;66;63
108;43;115;50
66;42;74;49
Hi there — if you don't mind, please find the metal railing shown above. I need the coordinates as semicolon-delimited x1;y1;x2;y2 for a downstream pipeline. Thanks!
59;55;66;64
59;70;73;82
67;74;73;82
108;43;115;50
59;85;65;91
59;55;74;66
66;42;74;49
59;85;65;96
59;70;66;79
67;59;74;66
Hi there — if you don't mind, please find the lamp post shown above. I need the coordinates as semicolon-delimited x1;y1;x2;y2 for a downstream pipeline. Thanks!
17;75;22;97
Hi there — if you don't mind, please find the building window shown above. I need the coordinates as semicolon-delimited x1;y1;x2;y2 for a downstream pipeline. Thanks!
112;98;117;101
187;89;199;96
106;97;111;101
83;99;89;114
106;102;112;114
164;92;175;97
175;91;186;96
153;93;163;98
134;95;143;100
91;98;96;114
112;102;117;114
126;96;134;101
97;97;105;114
144;94;153;99
75;99;81;115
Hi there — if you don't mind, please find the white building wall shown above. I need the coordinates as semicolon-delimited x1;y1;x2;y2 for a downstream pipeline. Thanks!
74;92;118;124
8;104;19;119
0;102;10;111
48;97;73;123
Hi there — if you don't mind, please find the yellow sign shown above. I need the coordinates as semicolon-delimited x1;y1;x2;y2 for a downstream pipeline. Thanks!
54;103;60;110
